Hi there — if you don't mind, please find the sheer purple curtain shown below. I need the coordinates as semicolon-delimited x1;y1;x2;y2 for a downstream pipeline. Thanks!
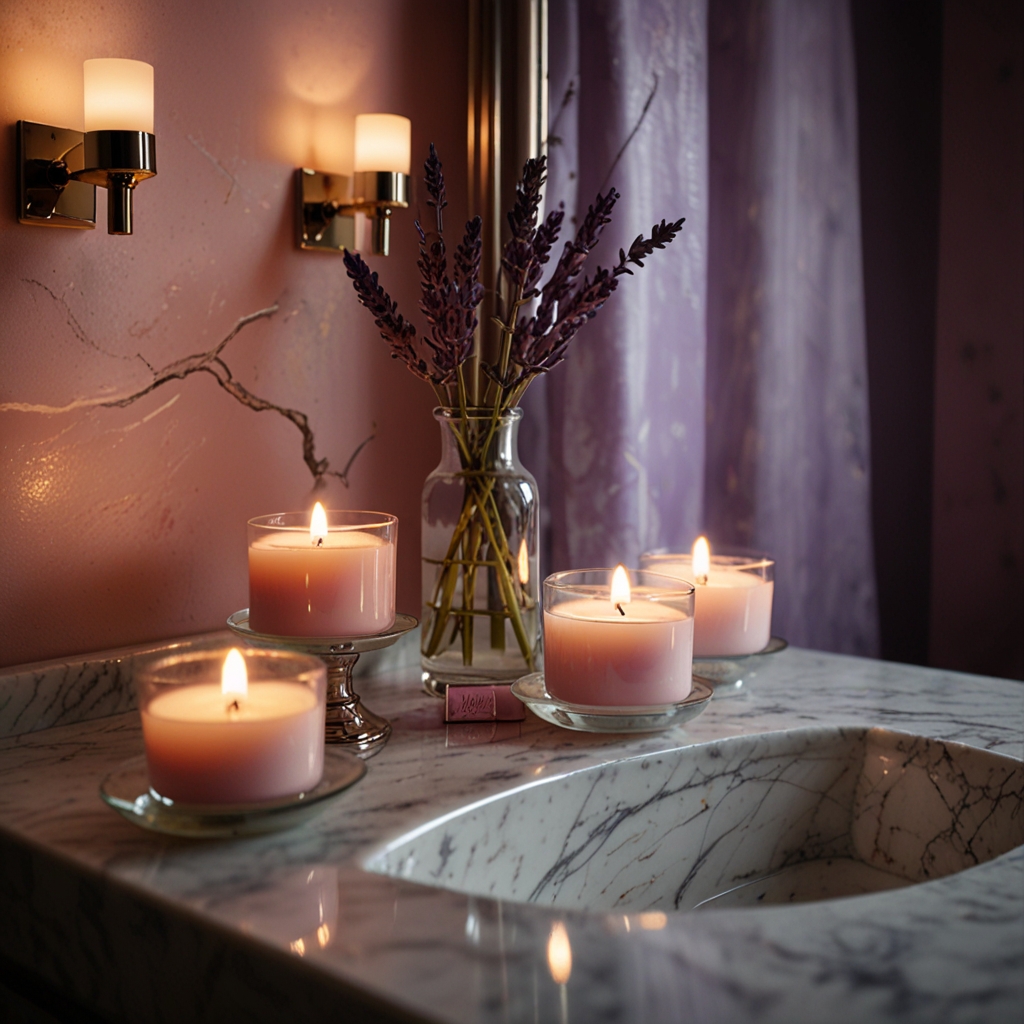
705;0;878;654
522;0;710;571
523;0;879;654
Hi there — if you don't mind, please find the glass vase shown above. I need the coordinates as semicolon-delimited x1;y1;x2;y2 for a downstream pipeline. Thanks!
421;407;541;692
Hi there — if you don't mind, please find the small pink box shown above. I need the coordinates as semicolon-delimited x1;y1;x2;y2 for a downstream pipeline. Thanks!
445;722;523;746
444;684;527;723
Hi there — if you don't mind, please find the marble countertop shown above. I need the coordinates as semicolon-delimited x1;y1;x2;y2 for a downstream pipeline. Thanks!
0;639;1021;1023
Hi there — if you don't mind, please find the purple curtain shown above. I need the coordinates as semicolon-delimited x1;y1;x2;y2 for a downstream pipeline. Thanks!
523;0;879;655
523;0;710;571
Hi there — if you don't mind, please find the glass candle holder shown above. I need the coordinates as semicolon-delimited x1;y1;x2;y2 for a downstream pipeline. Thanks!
543;569;695;706
639;549;774;657
137;647;327;805
248;510;397;637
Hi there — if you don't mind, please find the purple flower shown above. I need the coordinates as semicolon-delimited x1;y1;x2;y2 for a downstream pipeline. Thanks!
343;144;684;402
344;146;484;388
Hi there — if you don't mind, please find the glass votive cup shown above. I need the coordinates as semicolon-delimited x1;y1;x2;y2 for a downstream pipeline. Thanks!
137;647;327;805
639;548;774;657
248;510;398;637
543;568;695;707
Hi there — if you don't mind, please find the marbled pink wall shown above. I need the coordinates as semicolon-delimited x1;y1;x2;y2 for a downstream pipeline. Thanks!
0;0;467;667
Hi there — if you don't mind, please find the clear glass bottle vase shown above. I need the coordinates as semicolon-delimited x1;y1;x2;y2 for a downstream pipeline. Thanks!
421;407;541;692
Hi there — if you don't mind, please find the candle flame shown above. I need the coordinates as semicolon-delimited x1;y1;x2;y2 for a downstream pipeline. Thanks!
610;564;631;614
547;921;572;985
517;538;530;585
221;648;248;698
310;501;328;545
692;536;710;584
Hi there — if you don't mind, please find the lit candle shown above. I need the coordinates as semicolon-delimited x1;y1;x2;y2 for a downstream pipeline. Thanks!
139;648;327;804
641;539;774;657
543;567;694;706
248;505;397;637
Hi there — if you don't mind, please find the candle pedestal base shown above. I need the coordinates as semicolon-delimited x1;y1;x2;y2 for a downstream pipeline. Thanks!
227;611;418;757
693;635;788;697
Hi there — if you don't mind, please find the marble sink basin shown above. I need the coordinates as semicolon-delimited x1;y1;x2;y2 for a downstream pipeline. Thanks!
366;727;1024;912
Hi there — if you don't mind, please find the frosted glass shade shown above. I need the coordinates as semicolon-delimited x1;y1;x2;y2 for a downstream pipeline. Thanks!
353;114;411;174
84;59;154;133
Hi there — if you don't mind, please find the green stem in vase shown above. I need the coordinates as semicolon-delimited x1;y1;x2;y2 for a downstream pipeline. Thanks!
461;518;484;666
422;460;496;658
473;477;535;670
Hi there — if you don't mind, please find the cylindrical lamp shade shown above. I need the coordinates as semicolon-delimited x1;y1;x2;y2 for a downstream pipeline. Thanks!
353;114;411;174
84;59;154;133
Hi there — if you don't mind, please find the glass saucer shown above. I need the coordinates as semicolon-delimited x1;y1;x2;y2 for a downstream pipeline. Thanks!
510;674;714;733
100;747;365;838
693;636;788;696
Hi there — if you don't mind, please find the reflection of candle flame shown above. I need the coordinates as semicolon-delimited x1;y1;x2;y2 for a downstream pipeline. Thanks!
517;538;530;585
547;921;572;984
638;911;667;930
610;565;631;615
290;938;305;956
692;536;710;585
221;648;248;700
317;923;331;948
310;501;328;545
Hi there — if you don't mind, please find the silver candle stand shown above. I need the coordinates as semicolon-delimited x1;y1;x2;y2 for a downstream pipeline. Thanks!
227;610;417;757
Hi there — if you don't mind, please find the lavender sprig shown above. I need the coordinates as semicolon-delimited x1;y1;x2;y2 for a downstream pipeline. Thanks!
415;157;483;380
499;156;548;301
345;147;483;389
452;215;485;353
342;250;436;381
512;214;685;379
424;143;447;234
617;218;685;273
513;188;619;368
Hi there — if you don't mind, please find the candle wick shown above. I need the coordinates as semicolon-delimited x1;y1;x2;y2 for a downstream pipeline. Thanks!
316;536;323;548
615;603;626;617
696;574;708;586
227;699;241;720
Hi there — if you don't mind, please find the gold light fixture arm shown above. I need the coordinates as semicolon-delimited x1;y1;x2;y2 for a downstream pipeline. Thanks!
295;169;409;256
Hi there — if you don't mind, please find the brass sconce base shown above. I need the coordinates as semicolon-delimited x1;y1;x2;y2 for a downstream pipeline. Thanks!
16;122;156;235
16;121;95;228
295;169;357;252
296;168;409;256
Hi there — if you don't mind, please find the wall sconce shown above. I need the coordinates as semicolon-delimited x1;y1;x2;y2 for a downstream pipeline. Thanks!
296;113;410;256
17;59;156;235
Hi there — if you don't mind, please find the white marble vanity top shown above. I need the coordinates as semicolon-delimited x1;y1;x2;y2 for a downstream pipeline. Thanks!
0;638;1021;1023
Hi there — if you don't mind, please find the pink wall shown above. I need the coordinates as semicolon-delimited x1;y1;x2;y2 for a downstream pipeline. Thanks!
0;0;467;667
930;0;1023;678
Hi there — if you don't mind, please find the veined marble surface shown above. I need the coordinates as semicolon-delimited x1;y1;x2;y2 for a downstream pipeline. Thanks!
369;727;1023;912
0;642;1022;1023
0;627;419;739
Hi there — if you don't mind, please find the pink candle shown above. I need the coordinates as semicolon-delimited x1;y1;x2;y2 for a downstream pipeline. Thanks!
641;540;774;657
543;567;695;706
138;648;327;805
248;506;397;637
